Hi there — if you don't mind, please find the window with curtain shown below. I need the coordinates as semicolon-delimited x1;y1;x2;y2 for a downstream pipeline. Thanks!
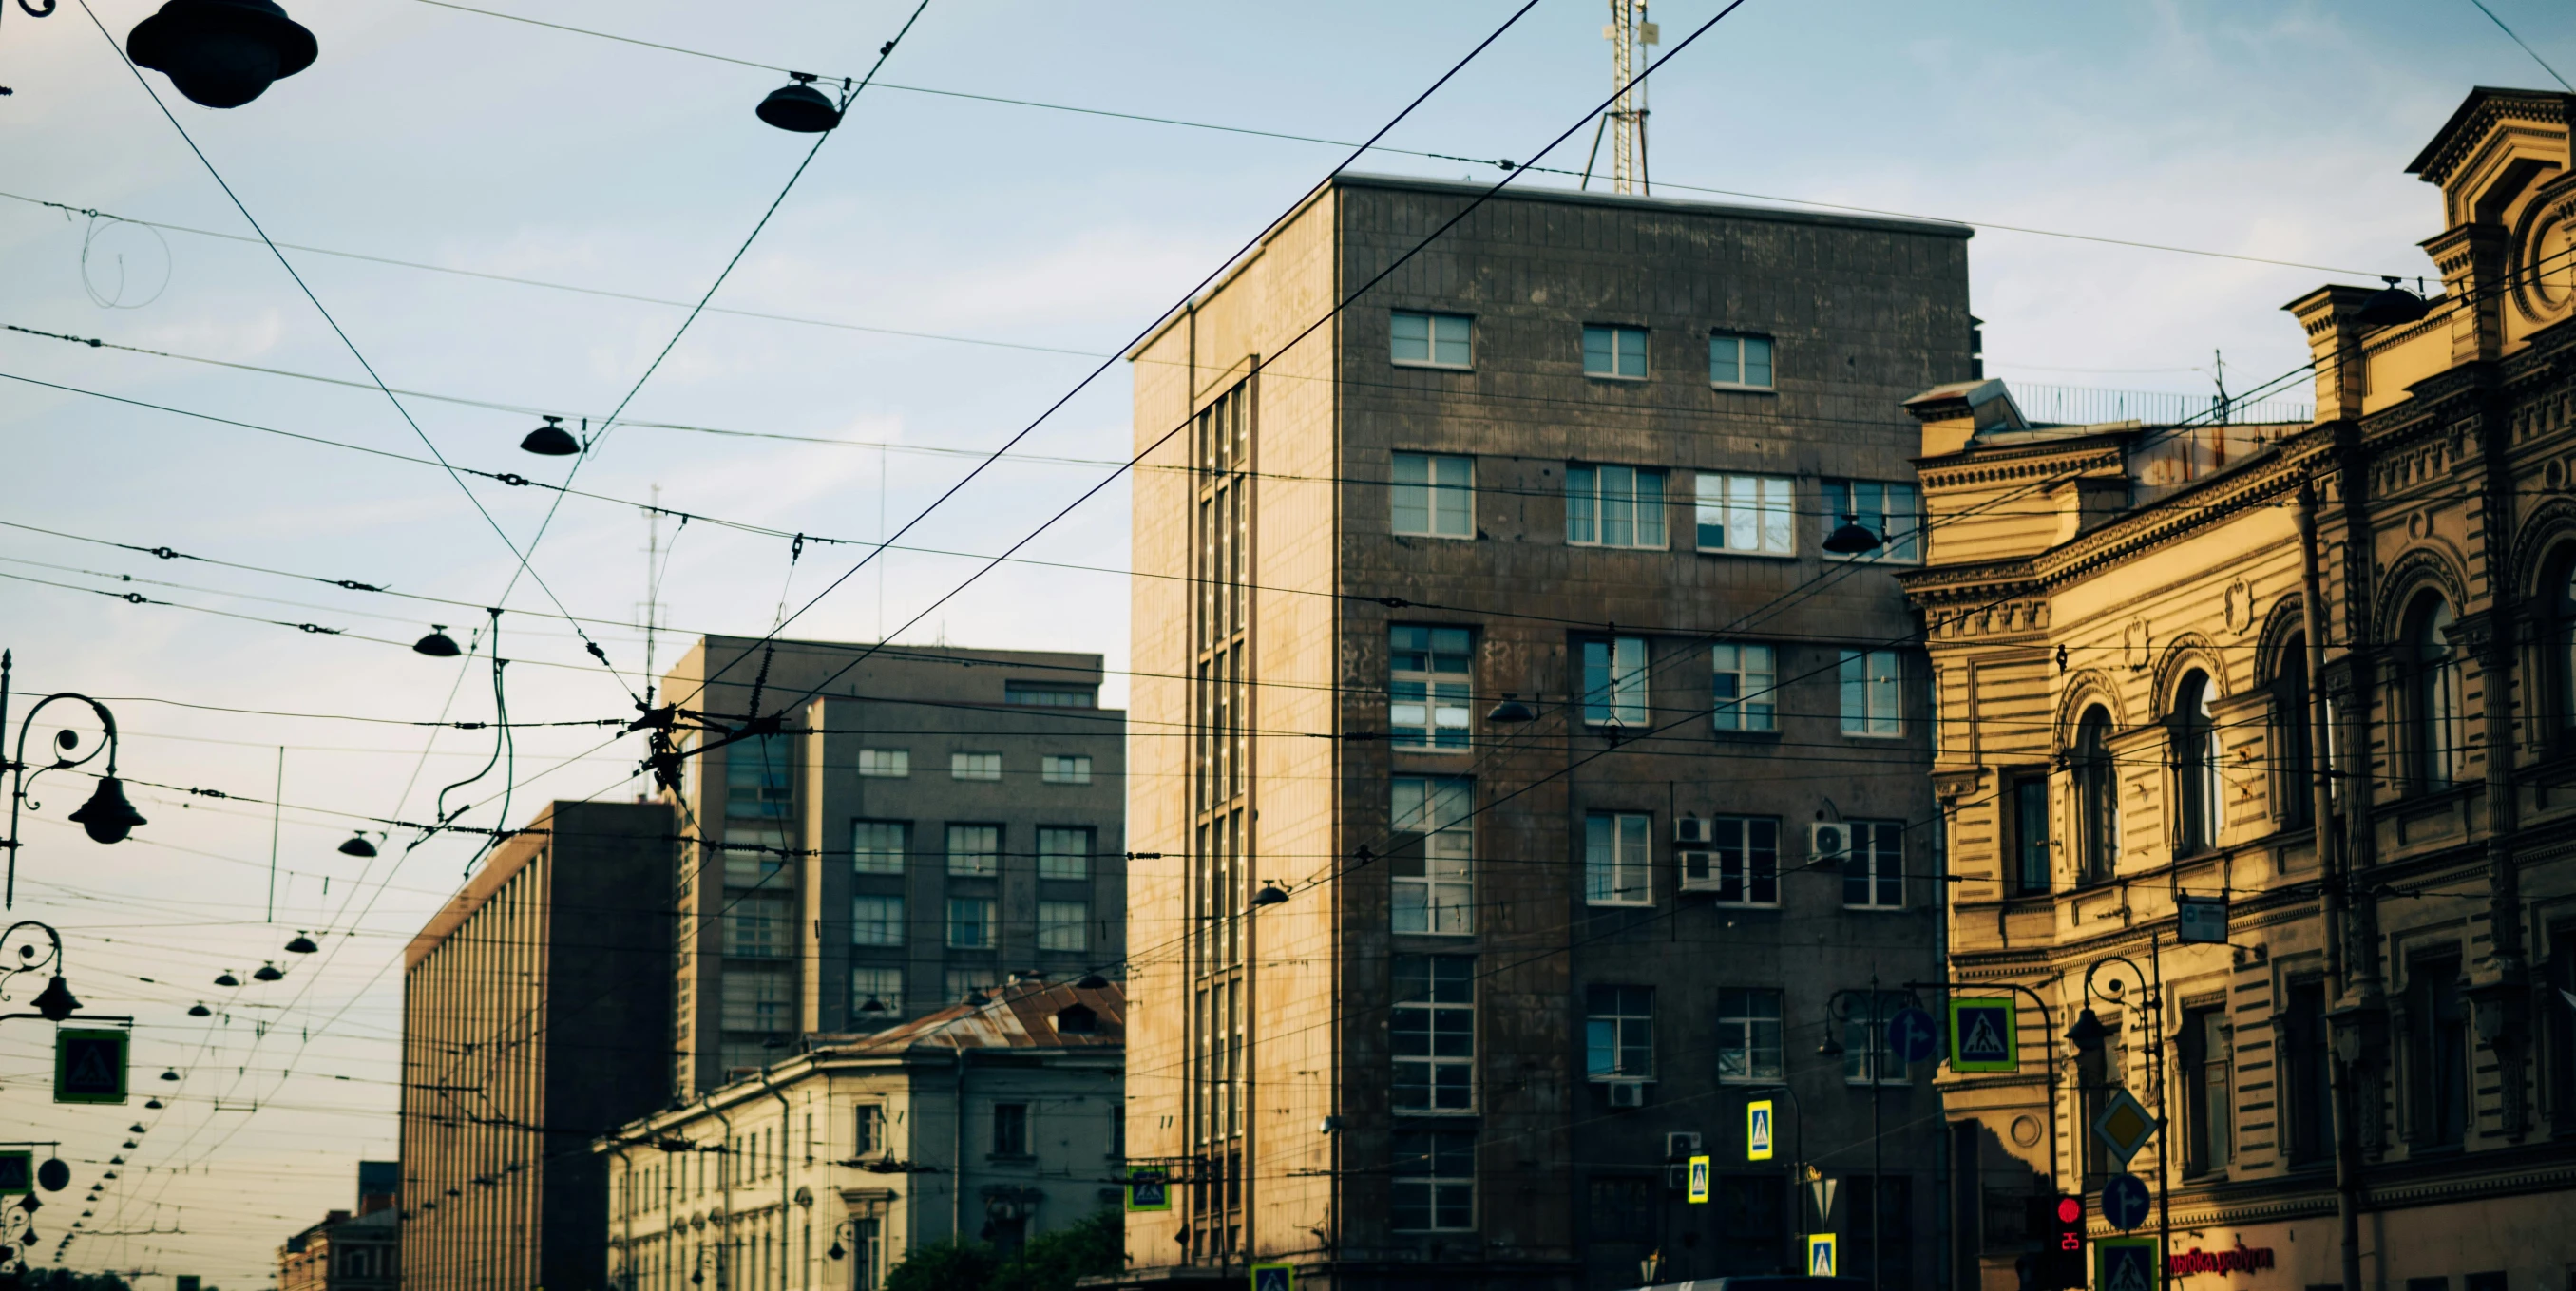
1585;812;1652;904
1582;324;1648;378
1712;643;1778;732
1391;777;1474;935
2074;707;2118;885
1391;311;1472;369
1037;826;1092;880
1694;473;1794;556
852;820;906;875
1566;465;1668;548
2274;638;2315;828
1582;637;1650;729
2173;671;2221;854
2411;596;2464;789
1391;625;1474;749
1392;452;1476;538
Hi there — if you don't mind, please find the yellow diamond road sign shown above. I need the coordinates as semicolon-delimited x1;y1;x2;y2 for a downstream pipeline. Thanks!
2091;1088;2158;1168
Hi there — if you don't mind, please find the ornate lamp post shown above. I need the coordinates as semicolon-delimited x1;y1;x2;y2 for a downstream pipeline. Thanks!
1;651;144;907
0;921;85;1023
2071;943;2169;1281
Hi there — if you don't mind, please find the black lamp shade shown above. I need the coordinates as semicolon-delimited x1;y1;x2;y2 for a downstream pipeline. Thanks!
1822;519;1883;556
412;627;462;658
757;78;841;132
158;1070;180;1082
188;1002;211;1016
143;1099;162;1110
828;1241;846;1261
253;962;284;982
2066;1006;2110;1052
1485;696;1536;723
520;416;580;457
1250;883;1289;908
338;833;378;858
857;996;887;1014
68;777;144;845
30;975;79;1022
285;932;319;955
214;971;240;987
1074;972;1110;990
126;0;317;109
2357;277;2430;329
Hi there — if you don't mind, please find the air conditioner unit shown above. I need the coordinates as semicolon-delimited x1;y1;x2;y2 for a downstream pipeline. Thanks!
1810;821;1851;865
1666;1163;1692;1192
1665;1131;1702;1159
1678;850;1720;894
1675;815;1710;845
1607;1081;1646;1109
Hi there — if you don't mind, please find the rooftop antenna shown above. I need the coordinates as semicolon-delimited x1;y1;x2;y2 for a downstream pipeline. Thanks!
1581;1;1657;194
639;484;668;707
2211;349;2230;426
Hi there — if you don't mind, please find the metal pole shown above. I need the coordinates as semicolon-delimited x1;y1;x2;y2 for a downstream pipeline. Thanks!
2294;478;2367;1291
1869;978;1883;1291
1906;979;2060;1193
2151;937;2169;1289
0;649;14;910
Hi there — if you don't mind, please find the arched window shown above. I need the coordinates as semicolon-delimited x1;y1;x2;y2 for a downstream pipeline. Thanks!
2173;671;2221;853
2074;706;2117;885
2410;595;2463;789
2274;636;2316;828
2555;555;2576;738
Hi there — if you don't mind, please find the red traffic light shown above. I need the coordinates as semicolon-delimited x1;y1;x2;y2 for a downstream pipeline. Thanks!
2055;1196;2082;1224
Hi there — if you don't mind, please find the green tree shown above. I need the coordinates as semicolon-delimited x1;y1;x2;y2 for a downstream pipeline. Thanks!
884;1239;1002;1291
989;1210;1122;1291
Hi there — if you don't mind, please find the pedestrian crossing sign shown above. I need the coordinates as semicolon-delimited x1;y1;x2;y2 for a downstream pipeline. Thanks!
53;1028;128;1105
2096;1237;2158;1291
1746;1099;1774;1161
1250;1263;1293;1291
1687;1155;1710;1204
0;1150;29;1195
1948;997;2017;1073
1125;1168;1171;1212
1806;1234;1837;1277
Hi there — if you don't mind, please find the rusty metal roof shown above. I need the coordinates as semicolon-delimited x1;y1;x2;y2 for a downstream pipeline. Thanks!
818;976;1123;1056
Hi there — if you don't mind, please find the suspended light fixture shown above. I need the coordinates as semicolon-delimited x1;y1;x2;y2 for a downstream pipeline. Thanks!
1074;972;1109;990
143;1098;162;1111
337;833;378;858
1250;883;1289;908
519;415;580;457
252;961;283;982
187;1002;211;1017
756;72;841;132
127;1126;143;1135
2065;1006;2111;1052
856;995;887;1014
213;970;240;988
284;931;319;955
105;1158;122;1167
125;0;317;108
412;625;462;657
35;1159;66;1192
2357;275;2431;329
1484;694;1536;723
157;1069;179;1082
67;777;144;845
29;976;79;1022
828;1239;846;1261
1822;514;1882;556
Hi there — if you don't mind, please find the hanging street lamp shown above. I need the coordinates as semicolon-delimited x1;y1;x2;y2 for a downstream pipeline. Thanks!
756;73;842;133
124;0;317;109
2;652;145;906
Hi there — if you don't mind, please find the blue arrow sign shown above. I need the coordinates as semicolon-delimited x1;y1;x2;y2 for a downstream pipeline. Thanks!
1888;1006;1937;1064
2101;1174;2150;1231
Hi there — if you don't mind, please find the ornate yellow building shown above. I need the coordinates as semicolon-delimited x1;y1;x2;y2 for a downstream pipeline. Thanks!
1905;88;2576;1291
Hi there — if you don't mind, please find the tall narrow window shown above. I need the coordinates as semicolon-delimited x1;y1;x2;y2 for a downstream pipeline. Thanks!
1585;985;1654;1078
2183;1004;2232;1174
1709;815;1778;905
2275;639;2316;828
1392;778;1474;935
853;1103;886;1154
1841;820;1904;909
2173;671;2222;854
1821;479;1921;561
2074;707;2118;885
1566;465;1668;548
1392;453;1475;538
1708;332;1776;389
852;821;907;875
2282;979;2333;1166
2011;775;2051;895
1841;989;1912;1083
1037;826;1092;880
2410;953;2469;1148
1390;1130;1476;1231
2547;925;2576;1134
1712;643;1778;732
1582;324;1648;378
1582;637;1650;728
1694;473;1795;556
946;898;995;949
1585;812;1652;904
2411;597;2464;789
1839;649;1902;736
1716;988;1784;1081
992;1103;1030;1157
2558;559;2576;739
1391;311;1472;369
1391;626;1474;750
1392;954;1475;1111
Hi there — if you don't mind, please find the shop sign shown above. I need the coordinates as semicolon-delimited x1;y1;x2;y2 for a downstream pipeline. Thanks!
2168;1243;2277;1278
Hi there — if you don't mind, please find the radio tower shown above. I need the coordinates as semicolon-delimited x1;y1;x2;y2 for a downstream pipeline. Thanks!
1584;0;1658;194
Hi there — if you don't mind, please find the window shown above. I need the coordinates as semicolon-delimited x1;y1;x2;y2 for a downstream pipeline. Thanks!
1004;683;1096;708
2074;707;2118;885
951;752;1002;781
1708;332;1775;389
945;966;998;1002
1841;990;1911;1083
1581;637;1650;729
724;897;790;959
946;824;1001;876
2550;925;2576;1136
857;749;909;779
1840;649;1901;736
850;968;902;1019
1694;473;1795;557
1389;776;1476;935
1391;1130;1475;1231
2275;638;2317;828
1585;984;1654;1078
725;734;793;819
1566;465;1668;548
2183;1004;2232;1175
1040;755;1093;785
2282;979;2333;1166
1391;311;1472;369
1038;901;1088;951
853;1103;886;1154
2409;952;2469;1148
1708;815;1778;905
849;1216;883;1291
1821;479;1921;561
1845;1175;1914;1291
852;820;907;875
1716;1174;1788;1275
947;898;996;949
1037;826;1092;880
2174;671;2222;854
2409;596;2465;789
1582;324;1648;378
849;897;905;947
2010;774;2051;896
992;1103;1030;1157
1841;820;1904;909
1585;812;1652;905
1588;1176;1655;1243
1392;954;1475;1111
1716;988;1784;1082
1391;625;1473;750
1392;453;1476;539
720;969;790;1035
1712;643;1778;732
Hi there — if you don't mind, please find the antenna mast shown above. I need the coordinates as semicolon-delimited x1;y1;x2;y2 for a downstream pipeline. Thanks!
1601;0;1657;194
639;484;667;705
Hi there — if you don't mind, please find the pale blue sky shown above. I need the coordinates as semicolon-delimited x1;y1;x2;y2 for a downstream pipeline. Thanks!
0;0;2561;1280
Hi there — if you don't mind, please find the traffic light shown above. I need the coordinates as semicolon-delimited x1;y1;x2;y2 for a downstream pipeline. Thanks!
2041;1193;2087;1289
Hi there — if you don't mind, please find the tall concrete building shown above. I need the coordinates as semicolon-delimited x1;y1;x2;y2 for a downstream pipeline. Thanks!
399;799;675;1291
1120;175;1970;1291
1907;87;2576;1291
659;636;1127;1094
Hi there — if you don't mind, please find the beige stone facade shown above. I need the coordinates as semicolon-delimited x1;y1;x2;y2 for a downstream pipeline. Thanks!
1904;88;2576;1291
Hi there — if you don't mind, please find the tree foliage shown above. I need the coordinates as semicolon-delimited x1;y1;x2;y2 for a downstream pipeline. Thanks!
884;1210;1123;1291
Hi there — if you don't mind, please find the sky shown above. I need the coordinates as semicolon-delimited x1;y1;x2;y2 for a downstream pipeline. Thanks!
0;0;2564;1282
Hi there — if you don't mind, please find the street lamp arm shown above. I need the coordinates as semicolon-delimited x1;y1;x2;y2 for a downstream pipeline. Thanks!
1905;978;2066;1195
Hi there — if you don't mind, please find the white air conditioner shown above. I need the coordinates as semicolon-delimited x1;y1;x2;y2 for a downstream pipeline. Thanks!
1678;850;1720;894
1810;821;1851;865
1665;1131;1702;1159
1607;1081;1646;1109
1674;815;1710;845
